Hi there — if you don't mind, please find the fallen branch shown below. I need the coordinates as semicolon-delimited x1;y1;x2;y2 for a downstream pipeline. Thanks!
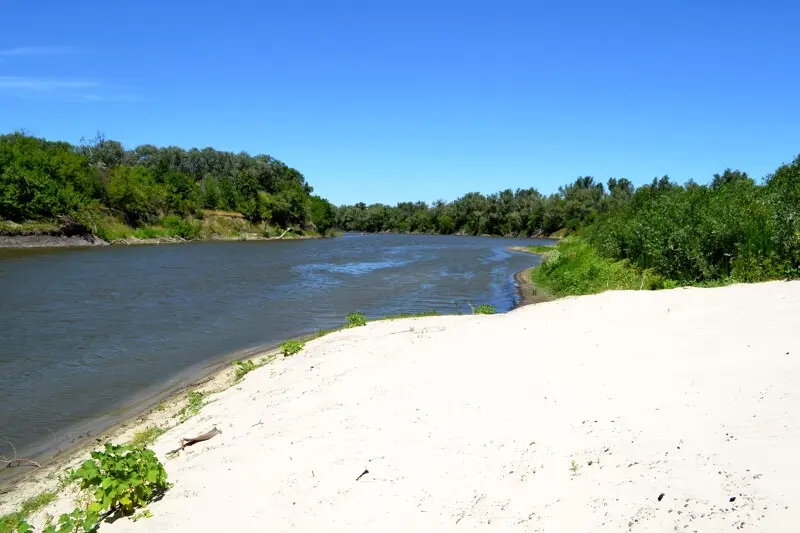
1;441;41;468
276;228;290;239
179;427;221;450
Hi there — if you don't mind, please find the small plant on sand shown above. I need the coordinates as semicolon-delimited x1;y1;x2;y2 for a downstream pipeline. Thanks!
43;507;97;533
129;426;166;449
0;490;58;533
346;312;367;328
570;459;580;474
176;391;204;421
471;304;496;315
71;443;169;517
280;340;305;357
232;359;256;381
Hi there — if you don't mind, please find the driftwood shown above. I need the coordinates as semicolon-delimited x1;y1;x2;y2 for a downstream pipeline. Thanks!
1;441;41;468
179;427;221;450
110;236;188;246
276;228;290;239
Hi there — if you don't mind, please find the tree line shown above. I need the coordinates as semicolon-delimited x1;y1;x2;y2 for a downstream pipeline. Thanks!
0;132;337;235
335;159;800;284
335;176;633;236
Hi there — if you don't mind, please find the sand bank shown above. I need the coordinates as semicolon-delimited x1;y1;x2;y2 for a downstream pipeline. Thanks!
5;281;800;531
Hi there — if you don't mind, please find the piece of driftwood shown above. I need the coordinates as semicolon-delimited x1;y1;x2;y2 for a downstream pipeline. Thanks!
1;441;41;468
179;427;221;450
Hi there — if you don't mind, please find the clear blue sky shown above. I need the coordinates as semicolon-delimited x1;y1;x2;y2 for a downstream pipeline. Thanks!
1;1;798;206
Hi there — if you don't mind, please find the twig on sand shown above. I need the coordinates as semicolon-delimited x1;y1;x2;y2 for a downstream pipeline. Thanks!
1;441;42;468
179;427;221;450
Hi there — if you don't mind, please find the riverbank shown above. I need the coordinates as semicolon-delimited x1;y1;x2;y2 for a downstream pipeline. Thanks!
0;215;327;248
508;244;555;306
4;281;799;531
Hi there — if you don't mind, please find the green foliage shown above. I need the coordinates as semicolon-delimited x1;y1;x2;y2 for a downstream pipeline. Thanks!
0;491;57;533
232;359;256;381
376;310;440;320
160;214;201;239
42;508;97;533
531;237;667;296
177;391;204;421
128;427;166;449
472;304;496;315
309;195;336;234
346;312;367;328
106;166;165;226
280;340;305;356
0;133;97;222
586;174;787;283
0;132;323;236
526;244;555;254
71;443;168;517
335;179;604;237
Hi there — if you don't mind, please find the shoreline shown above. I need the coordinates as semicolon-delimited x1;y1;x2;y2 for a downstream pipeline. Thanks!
0;258;537;499
508;244;554;307
0;232;325;249
4;281;799;530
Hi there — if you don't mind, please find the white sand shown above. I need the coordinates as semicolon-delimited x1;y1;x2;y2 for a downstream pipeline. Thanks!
15;282;800;531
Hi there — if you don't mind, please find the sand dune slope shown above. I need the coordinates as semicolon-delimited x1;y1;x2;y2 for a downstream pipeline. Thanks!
108;282;800;532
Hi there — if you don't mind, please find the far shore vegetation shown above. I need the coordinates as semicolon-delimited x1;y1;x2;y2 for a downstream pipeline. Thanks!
0;132;337;243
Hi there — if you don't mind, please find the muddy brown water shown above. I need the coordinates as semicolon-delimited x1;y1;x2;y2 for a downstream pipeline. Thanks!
0;234;546;472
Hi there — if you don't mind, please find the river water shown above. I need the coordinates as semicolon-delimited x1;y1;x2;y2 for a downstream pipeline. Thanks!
0;234;545;469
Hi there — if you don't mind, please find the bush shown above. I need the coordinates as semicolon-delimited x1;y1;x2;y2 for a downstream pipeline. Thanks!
232;359;255;381
531;237;666;296
280;340;305;356
161;214;201;239
472;304;496;315
71;442;168;517
586;176;787;283
346;312;367;328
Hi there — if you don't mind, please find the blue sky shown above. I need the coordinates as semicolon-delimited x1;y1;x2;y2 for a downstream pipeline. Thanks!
1;1;798;206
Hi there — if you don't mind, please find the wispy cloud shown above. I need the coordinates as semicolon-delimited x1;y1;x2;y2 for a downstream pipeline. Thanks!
0;76;99;91
0;76;135;102
0;46;82;57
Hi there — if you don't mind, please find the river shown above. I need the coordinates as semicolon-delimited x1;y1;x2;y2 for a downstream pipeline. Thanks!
0;234;545;470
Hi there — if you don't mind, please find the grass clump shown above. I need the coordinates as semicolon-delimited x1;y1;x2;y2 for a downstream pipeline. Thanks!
232;359;256;381
530;237;667;297
280;340;305;357
526;244;556;254
375;310;439;321
129;426;166;449
471;304;496;315
176;391;205;421
0;491;58;533
346;312;367;328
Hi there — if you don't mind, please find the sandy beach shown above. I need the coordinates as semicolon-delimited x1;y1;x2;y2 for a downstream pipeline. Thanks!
4;281;799;531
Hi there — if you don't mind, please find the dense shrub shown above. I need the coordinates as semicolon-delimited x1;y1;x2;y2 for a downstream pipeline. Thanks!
586;161;800;283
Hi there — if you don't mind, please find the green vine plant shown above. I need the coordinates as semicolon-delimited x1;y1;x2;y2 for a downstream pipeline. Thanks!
280;340;304;357
4;443;169;533
232;359;256;381
346;312;367;328
470;303;497;315
71;443;169;517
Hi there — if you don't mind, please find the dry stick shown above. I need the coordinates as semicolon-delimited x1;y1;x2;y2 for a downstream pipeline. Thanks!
179;427;221;450
1;441;41;468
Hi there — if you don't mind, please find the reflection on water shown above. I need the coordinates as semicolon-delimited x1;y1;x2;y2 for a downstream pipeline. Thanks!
0;234;545;464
